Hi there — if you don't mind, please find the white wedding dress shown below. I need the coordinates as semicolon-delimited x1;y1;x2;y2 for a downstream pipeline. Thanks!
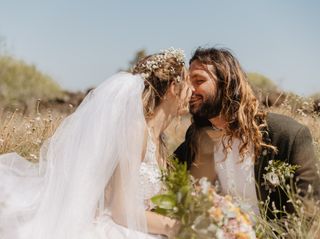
0;72;165;239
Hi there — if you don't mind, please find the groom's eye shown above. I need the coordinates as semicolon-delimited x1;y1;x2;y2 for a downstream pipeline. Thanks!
196;79;205;85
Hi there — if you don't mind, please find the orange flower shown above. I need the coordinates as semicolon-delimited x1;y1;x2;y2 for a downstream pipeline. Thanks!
235;232;250;239
208;207;223;221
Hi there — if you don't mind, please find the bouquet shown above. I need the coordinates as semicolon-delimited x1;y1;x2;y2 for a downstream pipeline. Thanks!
151;158;256;239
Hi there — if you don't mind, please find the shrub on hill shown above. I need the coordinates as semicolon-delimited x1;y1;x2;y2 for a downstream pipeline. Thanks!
247;72;278;92
0;56;63;106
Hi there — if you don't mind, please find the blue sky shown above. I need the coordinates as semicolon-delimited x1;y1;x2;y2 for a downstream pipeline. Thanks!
0;0;319;96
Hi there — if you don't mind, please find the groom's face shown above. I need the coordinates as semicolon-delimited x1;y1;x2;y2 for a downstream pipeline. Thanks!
189;60;222;119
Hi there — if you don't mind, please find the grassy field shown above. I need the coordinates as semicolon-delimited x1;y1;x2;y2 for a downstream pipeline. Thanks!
0;109;64;161
257;100;320;238
0;98;319;238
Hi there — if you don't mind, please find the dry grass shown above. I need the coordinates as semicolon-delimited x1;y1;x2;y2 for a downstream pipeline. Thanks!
0;108;65;161
255;96;320;239
269;95;320;160
0;96;319;238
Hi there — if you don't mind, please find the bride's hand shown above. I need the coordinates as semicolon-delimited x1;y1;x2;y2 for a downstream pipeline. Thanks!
145;211;180;237
165;218;181;239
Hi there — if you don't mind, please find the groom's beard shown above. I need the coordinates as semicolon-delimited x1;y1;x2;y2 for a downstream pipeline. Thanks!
189;93;223;119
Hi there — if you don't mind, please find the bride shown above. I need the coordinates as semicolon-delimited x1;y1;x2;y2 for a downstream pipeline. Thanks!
0;48;191;239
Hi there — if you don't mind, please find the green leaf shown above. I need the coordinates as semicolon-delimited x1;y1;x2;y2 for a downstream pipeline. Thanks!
151;194;176;210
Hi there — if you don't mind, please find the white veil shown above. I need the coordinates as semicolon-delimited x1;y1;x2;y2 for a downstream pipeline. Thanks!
0;72;148;238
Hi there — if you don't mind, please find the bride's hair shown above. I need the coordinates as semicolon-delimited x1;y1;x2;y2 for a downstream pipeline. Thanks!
132;48;186;118
132;49;186;162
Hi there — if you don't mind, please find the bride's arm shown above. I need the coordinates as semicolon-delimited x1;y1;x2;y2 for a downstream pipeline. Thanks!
109;168;180;237
112;208;179;237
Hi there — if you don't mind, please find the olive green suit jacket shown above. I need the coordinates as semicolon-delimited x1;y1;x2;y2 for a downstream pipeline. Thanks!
174;113;320;218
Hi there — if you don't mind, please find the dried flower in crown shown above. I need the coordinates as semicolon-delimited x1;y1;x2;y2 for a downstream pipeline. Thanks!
140;47;185;83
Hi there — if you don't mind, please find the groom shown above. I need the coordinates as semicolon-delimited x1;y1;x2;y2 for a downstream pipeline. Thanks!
174;47;320;218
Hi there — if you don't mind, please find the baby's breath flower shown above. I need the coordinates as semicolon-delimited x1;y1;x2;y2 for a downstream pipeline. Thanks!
139;47;185;83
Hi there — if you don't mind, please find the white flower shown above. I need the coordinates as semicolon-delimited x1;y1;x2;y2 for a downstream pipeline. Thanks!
263;160;299;192
199;177;211;194
265;172;280;187
140;73;150;79
262;149;268;156
216;228;225;239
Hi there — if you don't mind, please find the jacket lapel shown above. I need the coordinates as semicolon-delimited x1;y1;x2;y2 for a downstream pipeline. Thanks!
255;153;279;219
254;122;275;216
254;153;269;204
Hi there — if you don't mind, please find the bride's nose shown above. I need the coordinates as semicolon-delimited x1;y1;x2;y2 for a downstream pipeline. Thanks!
190;84;195;93
186;79;194;91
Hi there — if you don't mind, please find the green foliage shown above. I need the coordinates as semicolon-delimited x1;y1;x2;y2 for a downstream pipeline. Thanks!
152;157;193;219
0;55;63;104
151;157;203;238
247;72;278;92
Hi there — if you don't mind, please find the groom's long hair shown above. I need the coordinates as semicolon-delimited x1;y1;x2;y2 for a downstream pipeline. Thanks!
189;47;276;161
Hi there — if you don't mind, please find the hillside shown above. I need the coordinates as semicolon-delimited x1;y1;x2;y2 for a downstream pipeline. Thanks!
0;55;63;106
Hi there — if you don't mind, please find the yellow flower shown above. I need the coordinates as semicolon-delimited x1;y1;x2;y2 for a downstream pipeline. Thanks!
208;207;223;221
225;195;232;202
240;213;252;225
235;232;249;239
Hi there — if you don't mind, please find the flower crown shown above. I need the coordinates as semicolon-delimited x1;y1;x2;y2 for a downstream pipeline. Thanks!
140;47;185;83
